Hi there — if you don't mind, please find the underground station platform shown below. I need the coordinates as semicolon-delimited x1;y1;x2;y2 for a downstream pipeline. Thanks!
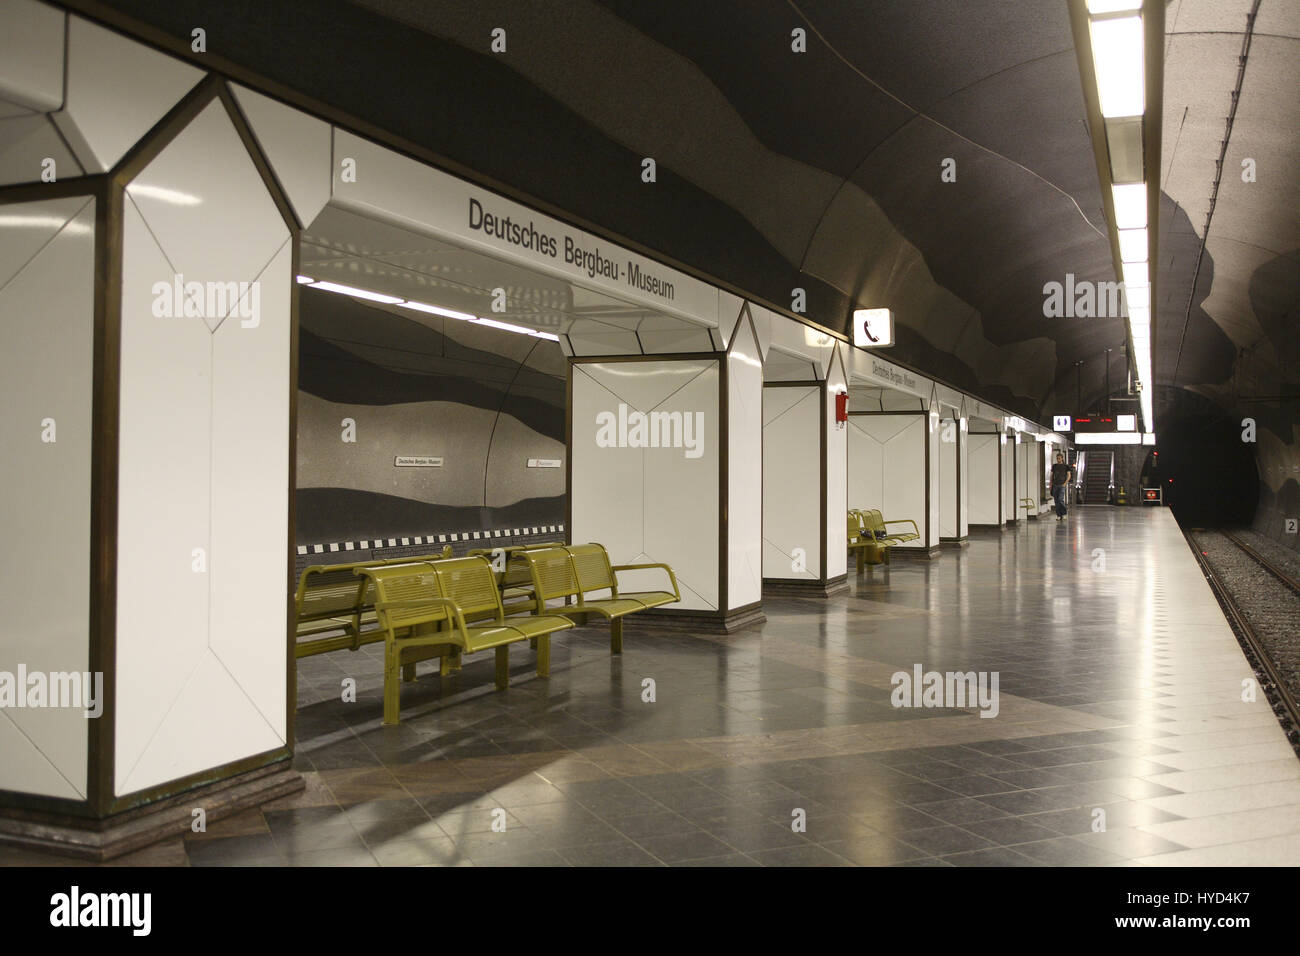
5;507;1293;871
1;0;1297;938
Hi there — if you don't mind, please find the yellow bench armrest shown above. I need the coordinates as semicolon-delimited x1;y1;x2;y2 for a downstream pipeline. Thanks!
374;596;474;639
611;563;680;602
881;519;920;536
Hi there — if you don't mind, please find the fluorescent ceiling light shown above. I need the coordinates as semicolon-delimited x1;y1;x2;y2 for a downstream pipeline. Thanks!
1111;183;1147;229
1087;0;1142;13
532;331;561;341
400;300;477;322
1090;15;1145;118
476;317;536;335
1122;261;1149;289
1119;227;1148;262
1075;432;1141;445
1142;432;1156;445
296;275;315;284
308;280;403;304
1125;285;1149;312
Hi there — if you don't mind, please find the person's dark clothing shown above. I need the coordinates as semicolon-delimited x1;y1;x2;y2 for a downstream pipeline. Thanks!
1050;461;1072;517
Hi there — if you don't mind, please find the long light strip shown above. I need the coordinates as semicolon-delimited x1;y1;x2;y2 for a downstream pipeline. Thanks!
1087;5;1155;433
300;276;562;341
1090;15;1145;118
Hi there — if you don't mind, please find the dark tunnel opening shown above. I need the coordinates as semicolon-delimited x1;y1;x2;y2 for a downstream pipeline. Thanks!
1142;414;1259;527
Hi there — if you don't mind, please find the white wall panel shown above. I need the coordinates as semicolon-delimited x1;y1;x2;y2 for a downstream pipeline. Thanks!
0;114;84;185
959;426;970;537
762;386;818;580
0;197;94;799
570;361;718;611
825;348;847;577
231;84;332;228
126;100;286;300
0;0;65;113
939;420;957;538
968;433;1000;526
52;16;202;174
847;415;926;549
208;240;292;744
727;318;763;608
926;413;940;548
115;96;292;796
1016;440;1035;517
115;201;213;795
1001;436;1015;523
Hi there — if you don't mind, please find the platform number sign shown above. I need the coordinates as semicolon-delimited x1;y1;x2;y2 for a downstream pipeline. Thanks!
852;308;894;348
1286;518;1297;535
1053;415;1071;432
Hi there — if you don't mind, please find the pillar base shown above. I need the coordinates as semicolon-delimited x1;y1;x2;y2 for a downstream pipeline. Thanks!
762;575;850;598
637;603;767;634
0;762;303;862
890;546;943;560
939;537;969;549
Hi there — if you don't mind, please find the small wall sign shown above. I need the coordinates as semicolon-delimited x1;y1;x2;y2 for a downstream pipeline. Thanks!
527;458;562;468
395;456;443;467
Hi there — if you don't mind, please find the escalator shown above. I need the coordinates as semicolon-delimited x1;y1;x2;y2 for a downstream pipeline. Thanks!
1077;450;1114;504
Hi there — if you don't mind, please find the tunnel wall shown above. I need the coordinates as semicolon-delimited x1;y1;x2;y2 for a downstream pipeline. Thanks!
295;288;567;552
1253;423;1300;554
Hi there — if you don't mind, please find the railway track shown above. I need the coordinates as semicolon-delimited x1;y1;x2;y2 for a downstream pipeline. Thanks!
1185;527;1300;752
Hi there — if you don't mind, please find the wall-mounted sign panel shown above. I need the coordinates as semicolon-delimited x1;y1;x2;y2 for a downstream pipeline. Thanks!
395;456;443;467
853;308;894;348
1116;414;1136;431
333;130;719;330
1053;415;1072;431
527;458;563;468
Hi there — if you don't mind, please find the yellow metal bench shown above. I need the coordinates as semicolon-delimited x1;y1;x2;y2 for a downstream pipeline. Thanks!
514;544;679;653
293;546;454;659
363;556;576;725
861;509;920;546
847;510;888;571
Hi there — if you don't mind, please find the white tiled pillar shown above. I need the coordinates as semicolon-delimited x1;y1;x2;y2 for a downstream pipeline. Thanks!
761;344;849;595
847;411;941;556
939;417;970;542
569;303;766;630
967;430;1002;527
0;10;304;849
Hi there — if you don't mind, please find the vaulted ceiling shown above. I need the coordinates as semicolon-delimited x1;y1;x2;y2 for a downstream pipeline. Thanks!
78;0;1298;429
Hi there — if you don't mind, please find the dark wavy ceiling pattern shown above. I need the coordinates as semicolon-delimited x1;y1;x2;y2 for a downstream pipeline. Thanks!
84;0;1296;433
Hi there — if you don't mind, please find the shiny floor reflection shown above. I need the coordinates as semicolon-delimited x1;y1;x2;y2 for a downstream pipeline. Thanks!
5;507;1297;867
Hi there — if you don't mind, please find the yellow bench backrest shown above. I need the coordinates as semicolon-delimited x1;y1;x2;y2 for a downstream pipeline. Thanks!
364;563;446;631
565;543;616;596
434;557;504;622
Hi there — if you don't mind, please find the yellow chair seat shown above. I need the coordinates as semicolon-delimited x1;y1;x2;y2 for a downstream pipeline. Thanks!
618;590;677;610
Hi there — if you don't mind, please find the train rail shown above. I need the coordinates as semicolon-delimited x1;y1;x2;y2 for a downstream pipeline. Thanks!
1185;528;1300;750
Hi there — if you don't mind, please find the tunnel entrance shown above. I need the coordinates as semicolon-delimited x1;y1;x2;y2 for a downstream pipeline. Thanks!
1142;414;1258;526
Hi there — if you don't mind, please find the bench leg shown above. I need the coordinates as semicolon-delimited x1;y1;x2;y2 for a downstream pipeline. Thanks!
610;617;623;655
495;645;510;690
536;634;550;678
439;649;462;676
856;548;865;573
529;636;538;651
401;662;417;683
383;641;402;726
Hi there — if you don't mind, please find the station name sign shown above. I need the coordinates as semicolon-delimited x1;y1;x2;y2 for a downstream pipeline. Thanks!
469;197;676;301
395;456;443;468
870;359;916;391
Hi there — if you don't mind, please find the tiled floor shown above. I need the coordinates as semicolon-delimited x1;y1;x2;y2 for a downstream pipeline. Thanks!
4;507;1297;866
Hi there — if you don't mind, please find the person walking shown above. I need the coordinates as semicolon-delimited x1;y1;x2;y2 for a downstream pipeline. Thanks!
1050;452;1073;520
